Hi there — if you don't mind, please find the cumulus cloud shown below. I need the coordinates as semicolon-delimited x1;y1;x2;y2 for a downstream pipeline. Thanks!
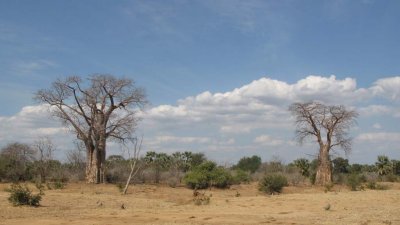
356;132;400;143
143;75;371;136
151;135;211;145
253;135;284;146
0;104;75;158
371;76;400;101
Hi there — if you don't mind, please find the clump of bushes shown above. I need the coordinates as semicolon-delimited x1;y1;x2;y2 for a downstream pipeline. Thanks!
259;174;288;194
183;161;232;189
366;181;389;190
346;173;363;191
7;183;43;207
232;169;251;184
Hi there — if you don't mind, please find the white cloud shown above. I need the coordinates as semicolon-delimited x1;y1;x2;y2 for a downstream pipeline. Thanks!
359;105;392;117
372;123;382;129
356;132;400;143
143;75;370;136
151;135;211;144
371;76;400;101
254;135;284;146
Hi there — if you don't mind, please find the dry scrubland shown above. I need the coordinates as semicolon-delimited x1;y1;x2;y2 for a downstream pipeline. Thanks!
1;183;399;225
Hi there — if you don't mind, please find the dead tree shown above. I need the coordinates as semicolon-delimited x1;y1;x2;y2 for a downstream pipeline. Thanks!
34;137;55;183
289;102;358;185
122;137;143;195
35;75;146;183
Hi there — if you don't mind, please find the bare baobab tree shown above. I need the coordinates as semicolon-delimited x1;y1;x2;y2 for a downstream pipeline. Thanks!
35;74;147;184
289;102;358;185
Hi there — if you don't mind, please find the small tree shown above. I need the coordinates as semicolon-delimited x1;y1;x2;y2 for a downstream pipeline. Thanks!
234;155;262;173
332;157;350;174
33;137;55;183
376;155;392;176
122;137;143;195
391;160;400;175
144;151;171;183
293;158;310;177
289;102;358;185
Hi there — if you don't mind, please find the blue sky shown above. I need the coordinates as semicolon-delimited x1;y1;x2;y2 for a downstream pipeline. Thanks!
0;0;399;164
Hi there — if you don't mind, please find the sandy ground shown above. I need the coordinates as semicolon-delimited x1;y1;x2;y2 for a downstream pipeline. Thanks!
0;182;399;225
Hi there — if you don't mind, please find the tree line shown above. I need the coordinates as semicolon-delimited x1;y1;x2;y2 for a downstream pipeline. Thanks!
1;139;399;190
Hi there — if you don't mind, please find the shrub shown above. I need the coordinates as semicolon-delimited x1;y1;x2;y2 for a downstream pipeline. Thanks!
376;183;389;190
286;172;304;186
210;167;232;188
7;183;43;207
46;181;66;190
324;183;334;193
53;181;65;189
309;172;317;185
346;174;362;191
116;183;124;193
167;177;179;188
259;174;288;194
366;181;376;189
366;181;389;190
184;170;209;189
183;161;232;189
193;190;211;205
232;169;251;184
384;174;398;182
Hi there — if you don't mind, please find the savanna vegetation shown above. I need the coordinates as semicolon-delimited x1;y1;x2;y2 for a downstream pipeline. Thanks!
1;74;399;225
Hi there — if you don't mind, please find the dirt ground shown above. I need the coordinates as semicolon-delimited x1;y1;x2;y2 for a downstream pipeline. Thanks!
0;182;399;225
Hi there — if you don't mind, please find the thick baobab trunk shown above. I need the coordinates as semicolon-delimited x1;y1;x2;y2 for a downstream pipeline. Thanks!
315;145;332;185
85;141;106;184
85;112;107;184
86;144;99;184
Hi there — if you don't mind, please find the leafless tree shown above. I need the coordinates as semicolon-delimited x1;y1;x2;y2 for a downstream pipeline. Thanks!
66;141;87;181
35;74;147;183
289;102;358;185
122;137;143;195
66;141;86;167
33;137;55;183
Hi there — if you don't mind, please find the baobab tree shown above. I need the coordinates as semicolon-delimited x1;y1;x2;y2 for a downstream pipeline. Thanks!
35;74;147;183
289;102;358;185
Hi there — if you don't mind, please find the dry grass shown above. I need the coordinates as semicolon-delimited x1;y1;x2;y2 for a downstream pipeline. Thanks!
0;182;399;225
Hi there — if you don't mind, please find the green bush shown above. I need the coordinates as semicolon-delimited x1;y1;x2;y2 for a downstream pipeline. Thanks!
346;174;363;191
7;183;43;207
232;169;251;184
366;181;389;190
259;174;288;194
384;174;398;182
234;155;261;173
293;158;310;177
183;161;232;189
